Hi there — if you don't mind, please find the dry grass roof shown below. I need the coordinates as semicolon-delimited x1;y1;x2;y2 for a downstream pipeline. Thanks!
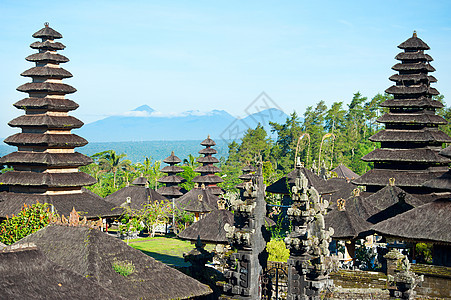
15;225;212;299
0;246;121;299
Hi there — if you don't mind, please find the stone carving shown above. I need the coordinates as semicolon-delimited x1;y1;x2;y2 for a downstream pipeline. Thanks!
387;253;424;300
222;163;270;298
284;170;336;299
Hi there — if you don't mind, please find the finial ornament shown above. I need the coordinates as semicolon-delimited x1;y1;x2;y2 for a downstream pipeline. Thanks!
413;30;417;38
389;177;395;186
353;188;360;197
44;22;49;27
337;198;346;211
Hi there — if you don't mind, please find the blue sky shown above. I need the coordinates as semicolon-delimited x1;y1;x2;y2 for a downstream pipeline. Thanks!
1;0;451;138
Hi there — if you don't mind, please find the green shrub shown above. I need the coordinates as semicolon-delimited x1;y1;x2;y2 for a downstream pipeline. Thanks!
266;239;290;262
112;260;135;277
0;202;53;245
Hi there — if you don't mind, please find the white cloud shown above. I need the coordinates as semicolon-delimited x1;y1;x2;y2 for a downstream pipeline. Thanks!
115;109;217;118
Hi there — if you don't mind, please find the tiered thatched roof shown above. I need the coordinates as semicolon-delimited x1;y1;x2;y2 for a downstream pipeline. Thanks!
354;32;451;196
157;151;186;198
0;24;115;219
16;225;212;299
192;136;223;195
372;146;451;246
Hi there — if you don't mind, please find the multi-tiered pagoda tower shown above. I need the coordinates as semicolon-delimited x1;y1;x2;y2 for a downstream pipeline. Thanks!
157;151;185;198
0;24;115;218
354;32;451;197
192;136;223;195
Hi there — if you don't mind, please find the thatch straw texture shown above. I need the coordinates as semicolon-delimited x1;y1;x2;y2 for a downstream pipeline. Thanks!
0;247;121;299
16;225;212;299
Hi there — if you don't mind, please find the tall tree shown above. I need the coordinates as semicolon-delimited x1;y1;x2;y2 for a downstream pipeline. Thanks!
270;111;303;173
96;150;132;189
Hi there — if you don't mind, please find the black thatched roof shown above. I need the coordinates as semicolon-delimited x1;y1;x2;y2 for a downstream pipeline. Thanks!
0;171;96;187
178;209;234;243
25;53;69;64
5;133;88;148
372;198;451;245
196;156;219;164
192;174;224;184
195;165;221;173
16;225;212;299
324;178;356;205
131;176;148;186
156;185;185;197
389;73;436;83
439;146;451;159
369;129;451;143
395;52;433;61
163;151;182;164
9;115;83;129
16;82;76;94
175;187;218;212
105;185;166;211
199;147;217;155
13;97;79;111
353;169;446;188
363;185;424;223
331;164;359;180
21;66;72;78
362;148;449;163
377;113;446;125
32;24;63;39
158;175;185;184
0;152;92;167
325;194;374;240
0;189;118;219
178;209;275;243
30;40;65;51
398;32;430;50
200;136;216;146
160;165;184;174
423;170;451;191
390;63;436;73
380;98;443;108
267;167;337;195
0;246;121;300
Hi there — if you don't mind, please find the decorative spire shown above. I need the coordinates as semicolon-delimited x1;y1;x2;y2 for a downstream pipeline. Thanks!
192;136;223;195
0;24;116;219
353;33;451;195
157;151;185;198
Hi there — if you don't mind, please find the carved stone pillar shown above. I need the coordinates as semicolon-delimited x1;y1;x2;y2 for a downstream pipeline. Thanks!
222;163;270;299
284;168;336;300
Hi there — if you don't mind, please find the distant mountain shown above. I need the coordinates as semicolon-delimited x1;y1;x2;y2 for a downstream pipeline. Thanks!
77;106;290;142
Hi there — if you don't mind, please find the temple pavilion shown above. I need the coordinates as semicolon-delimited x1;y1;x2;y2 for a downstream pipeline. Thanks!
192;136;224;195
354;32;451;199
157;151;186;198
0;24;115;219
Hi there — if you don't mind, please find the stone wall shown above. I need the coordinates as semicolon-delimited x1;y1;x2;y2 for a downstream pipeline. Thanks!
410;264;451;299
262;262;451;299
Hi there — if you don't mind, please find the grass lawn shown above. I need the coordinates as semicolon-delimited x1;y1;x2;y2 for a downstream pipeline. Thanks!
128;236;214;267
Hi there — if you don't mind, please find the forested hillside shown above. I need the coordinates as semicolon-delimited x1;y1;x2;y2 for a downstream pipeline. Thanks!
2;92;449;198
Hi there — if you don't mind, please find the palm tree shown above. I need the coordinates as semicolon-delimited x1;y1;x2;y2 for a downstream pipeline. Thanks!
96;150;132;189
